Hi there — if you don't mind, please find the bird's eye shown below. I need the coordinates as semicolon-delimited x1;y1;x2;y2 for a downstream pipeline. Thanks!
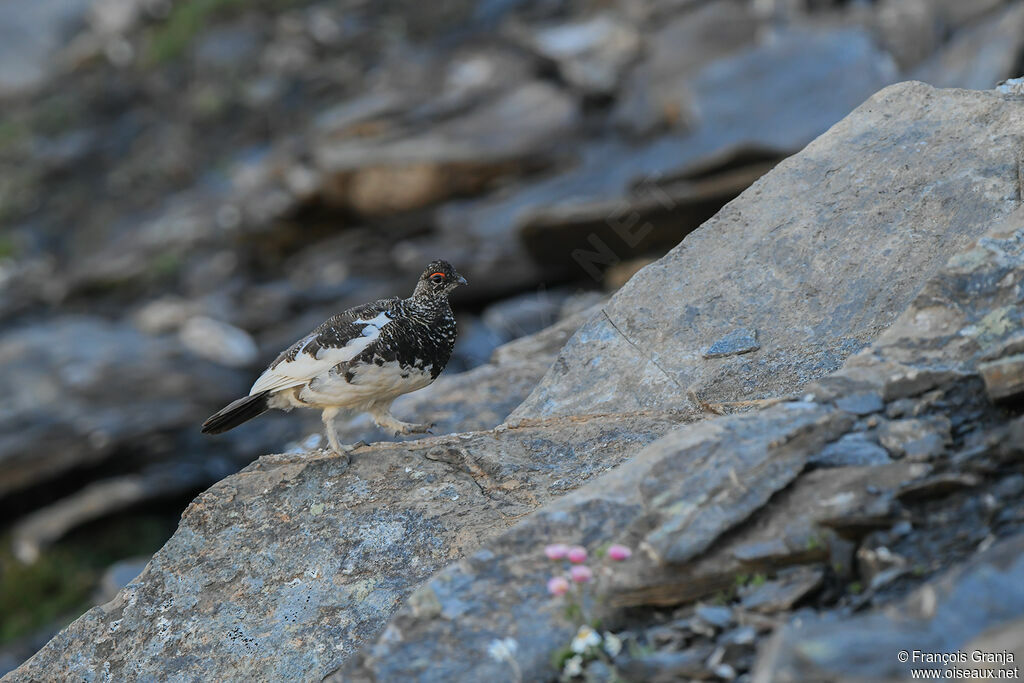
430;273;446;284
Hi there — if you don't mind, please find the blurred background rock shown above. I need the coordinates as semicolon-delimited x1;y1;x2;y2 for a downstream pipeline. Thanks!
0;0;1022;673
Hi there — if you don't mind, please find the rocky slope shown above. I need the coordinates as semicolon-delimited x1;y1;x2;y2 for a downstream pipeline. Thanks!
334;202;1024;681
4;7;1024;651
6;80;1024;682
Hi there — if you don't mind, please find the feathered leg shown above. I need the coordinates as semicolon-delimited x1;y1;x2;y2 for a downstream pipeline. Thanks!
320;407;349;455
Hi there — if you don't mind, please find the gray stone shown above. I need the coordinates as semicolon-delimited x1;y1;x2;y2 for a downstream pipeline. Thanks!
998;77;1024;96
640;403;851;565
6;412;685;682
740;567;825;613
517;161;777;275
617;649;713;682
811;433;892;468
315;81;578;215
522;13;641;95
511;83;1023;422
0;317;246;498
703;328;760;359
178;316;258;368
443;26;895;278
877;417;951;460
911;3;1024;91
753;534;1024;682
823;207;1024;399
0;0;91;97
611;0;758;135
695;605;734;629
979;353;1024;403
835;392;884;416
897;472;982;503
481;288;571;343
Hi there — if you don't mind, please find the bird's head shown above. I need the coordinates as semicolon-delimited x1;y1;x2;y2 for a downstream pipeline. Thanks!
413;260;468;299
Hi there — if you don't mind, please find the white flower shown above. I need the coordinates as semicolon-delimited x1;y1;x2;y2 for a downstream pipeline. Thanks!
603;631;622;657
570;625;602;654
487;637;518;663
564;654;584;677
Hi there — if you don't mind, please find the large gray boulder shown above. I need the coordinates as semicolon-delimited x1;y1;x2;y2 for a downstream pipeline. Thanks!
3;412;686;682
335;191;1024;683
510;81;1024;421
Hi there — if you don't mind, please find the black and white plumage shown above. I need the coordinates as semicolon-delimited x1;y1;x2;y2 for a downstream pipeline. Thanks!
201;260;467;454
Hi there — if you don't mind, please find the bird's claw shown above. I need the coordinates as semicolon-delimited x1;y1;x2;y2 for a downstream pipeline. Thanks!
393;422;434;436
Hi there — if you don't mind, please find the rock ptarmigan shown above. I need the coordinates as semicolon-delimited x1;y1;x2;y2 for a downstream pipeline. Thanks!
201;260;466;454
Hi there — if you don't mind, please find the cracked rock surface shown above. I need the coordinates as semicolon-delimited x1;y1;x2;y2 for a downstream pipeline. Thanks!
511;82;1024;421
5;412;685;682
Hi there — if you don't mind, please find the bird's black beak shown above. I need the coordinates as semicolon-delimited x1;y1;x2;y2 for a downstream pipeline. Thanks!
456;274;468;286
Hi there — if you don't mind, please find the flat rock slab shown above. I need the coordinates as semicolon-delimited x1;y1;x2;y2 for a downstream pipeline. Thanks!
703;327;760;359
4;412;686;683
511;82;1024;421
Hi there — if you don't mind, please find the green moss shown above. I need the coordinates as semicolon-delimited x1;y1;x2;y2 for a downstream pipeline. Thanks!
0;545;95;643
151;251;183;279
734;572;767;589
0;234;16;259
32;94;80;136
0;118;29;153
145;0;250;65
145;0;311;65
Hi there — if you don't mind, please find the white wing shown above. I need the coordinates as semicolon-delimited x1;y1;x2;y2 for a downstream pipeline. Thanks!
249;311;392;395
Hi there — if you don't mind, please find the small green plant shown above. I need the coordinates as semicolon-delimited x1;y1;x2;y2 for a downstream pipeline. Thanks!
0;234;16;259
145;0;249;65
0;515;171;644
145;0;311;65
735;572;767;589
711;587;737;605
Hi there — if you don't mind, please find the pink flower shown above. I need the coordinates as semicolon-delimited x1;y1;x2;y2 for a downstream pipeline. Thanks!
545;544;569;560
607;544;632;561
570;565;593;583
567;546;588;564
547;576;570;595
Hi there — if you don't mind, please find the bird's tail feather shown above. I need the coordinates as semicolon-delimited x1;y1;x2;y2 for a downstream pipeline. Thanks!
201;391;270;434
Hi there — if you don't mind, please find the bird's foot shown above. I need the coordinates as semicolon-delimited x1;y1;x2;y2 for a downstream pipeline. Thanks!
321;440;368;464
393;421;434;436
